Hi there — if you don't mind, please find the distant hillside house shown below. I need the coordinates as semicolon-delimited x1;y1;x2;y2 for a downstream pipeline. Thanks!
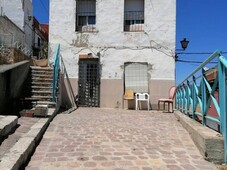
33;17;48;59
49;0;176;109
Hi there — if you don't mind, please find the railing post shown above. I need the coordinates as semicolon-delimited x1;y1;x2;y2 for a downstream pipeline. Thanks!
183;84;187;114
176;87;180;110
177;87;180;110
180;85;183;112
192;76;197;120
181;84;184;113
186;80;191;116
175;88;178;110
218;58;227;164
201;68;207;126
179;86;182;111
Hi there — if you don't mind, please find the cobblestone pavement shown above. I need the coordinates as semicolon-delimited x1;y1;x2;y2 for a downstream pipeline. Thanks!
26;108;217;170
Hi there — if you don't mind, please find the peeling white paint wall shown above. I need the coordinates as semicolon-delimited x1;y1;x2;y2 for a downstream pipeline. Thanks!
49;0;176;80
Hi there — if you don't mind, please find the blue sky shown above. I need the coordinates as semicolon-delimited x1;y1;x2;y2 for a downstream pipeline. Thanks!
33;0;49;24
176;0;227;84
33;0;227;84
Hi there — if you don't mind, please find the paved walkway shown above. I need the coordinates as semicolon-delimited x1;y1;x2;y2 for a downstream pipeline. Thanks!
26;108;217;170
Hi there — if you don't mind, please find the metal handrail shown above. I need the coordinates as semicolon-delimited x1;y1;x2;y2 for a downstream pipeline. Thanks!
52;44;60;102
176;50;227;164
180;50;222;83
52;44;77;108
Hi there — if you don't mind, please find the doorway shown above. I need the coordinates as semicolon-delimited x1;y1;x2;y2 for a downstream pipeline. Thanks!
78;58;100;107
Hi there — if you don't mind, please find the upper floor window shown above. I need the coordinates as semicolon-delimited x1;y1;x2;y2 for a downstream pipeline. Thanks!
124;0;144;32
76;0;96;32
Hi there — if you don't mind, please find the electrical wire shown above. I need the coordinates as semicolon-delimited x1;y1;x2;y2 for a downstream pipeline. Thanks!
176;52;227;55
175;51;227;64
176;59;218;64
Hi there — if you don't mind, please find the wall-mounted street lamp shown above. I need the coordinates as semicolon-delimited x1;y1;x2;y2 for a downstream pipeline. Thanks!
28;15;32;21
176;38;189;51
175;38;189;61
180;38;189;50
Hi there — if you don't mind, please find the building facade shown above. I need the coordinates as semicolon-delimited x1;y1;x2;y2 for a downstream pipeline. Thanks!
0;16;25;47
33;17;48;59
49;0;176;109
0;0;33;51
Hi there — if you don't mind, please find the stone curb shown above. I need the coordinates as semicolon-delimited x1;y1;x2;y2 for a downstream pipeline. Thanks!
174;110;224;164
0;116;18;137
0;109;58;170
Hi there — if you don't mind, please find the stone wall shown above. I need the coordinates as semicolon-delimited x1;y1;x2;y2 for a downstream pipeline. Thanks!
0;16;25;46
0;48;30;65
174;111;224;164
0;61;30;115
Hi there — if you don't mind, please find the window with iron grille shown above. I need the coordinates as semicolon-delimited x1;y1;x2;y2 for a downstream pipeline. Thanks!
76;0;96;32
124;0;144;32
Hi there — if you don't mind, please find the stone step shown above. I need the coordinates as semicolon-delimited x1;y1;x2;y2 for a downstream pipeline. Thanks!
20;97;57;109
31;70;53;74
27;101;56;109
31;81;52;87
31;86;53;90
30;67;53;75
21;97;48;102
24;88;56;96
33;101;56;108
32;90;52;94
30;66;53;71
0;109;56;170
31;74;53;78
32;77;53;82
0;118;40;164
21;96;53;102
31;69;53;73
0;116;18;138
31;95;52;98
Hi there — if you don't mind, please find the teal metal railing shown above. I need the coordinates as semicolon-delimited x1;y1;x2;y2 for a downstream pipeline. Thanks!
52;44;60;102
176;50;227;164
52;43;77;108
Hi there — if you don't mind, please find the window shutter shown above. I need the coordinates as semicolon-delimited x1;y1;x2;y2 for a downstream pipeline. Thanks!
124;63;148;93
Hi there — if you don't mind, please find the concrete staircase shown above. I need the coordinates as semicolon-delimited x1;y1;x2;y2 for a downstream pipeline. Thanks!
0;66;60;169
21;66;56;109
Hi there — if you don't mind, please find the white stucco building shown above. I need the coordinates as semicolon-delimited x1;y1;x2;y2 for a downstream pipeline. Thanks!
49;0;176;109
0;0;33;51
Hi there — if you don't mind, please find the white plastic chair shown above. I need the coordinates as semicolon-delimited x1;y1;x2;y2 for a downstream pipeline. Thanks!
135;93;150;110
